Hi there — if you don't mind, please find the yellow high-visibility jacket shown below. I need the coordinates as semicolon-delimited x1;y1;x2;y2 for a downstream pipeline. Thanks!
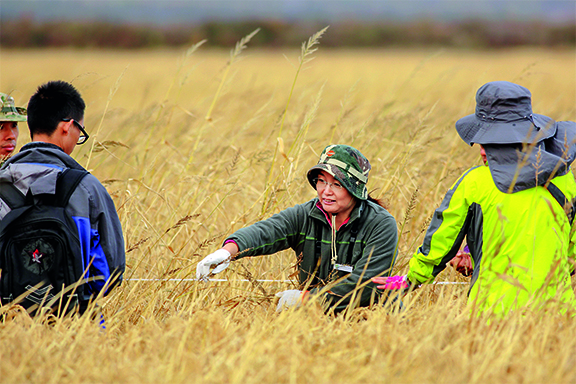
407;164;576;315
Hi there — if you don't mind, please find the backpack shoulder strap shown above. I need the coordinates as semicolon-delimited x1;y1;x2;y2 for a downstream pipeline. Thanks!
0;182;26;210
55;168;89;207
547;182;576;225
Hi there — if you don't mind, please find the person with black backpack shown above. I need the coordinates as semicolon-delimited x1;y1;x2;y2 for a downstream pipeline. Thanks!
0;80;125;317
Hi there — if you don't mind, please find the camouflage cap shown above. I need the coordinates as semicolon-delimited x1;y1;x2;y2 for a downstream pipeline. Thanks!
307;144;371;200
0;93;26;122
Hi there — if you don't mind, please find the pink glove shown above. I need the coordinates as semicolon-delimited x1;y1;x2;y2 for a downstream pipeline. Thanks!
372;275;410;290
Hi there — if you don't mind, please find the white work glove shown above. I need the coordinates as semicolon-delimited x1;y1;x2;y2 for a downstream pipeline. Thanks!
196;249;231;281
275;289;303;312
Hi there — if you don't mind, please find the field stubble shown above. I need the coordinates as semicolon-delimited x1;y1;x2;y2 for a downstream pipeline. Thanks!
1;45;576;383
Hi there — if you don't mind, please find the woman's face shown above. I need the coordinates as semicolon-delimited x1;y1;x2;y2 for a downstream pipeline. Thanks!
315;170;356;218
0;121;19;158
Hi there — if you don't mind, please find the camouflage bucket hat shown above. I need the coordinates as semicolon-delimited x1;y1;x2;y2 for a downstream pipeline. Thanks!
307;144;371;200
0;93;26;122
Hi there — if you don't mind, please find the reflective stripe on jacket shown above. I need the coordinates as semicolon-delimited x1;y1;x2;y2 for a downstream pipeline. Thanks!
407;165;576;315
227;198;398;312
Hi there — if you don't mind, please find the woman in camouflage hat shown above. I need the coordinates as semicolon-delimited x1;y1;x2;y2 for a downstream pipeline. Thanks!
0;93;26;159
197;144;399;313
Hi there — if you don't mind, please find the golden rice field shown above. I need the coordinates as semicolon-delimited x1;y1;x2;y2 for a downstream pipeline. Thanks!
1;33;576;383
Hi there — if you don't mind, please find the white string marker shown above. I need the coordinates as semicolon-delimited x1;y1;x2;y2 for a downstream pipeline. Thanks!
126;278;292;283
125;278;467;285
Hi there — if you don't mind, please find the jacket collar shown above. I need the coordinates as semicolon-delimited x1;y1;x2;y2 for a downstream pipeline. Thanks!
309;198;364;228
5;142;85;170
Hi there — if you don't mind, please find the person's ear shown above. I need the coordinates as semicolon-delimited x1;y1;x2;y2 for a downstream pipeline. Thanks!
59;120;72;135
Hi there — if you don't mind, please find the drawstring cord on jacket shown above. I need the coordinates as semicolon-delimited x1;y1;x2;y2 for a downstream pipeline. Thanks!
331;214;337;265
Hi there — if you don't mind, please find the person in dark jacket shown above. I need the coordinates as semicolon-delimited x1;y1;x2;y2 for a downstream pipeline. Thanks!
197;144;398;313
0;80;125;313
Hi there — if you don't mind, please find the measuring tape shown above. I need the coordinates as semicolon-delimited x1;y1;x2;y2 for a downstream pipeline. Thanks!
126;278;467;285
126;278;292;282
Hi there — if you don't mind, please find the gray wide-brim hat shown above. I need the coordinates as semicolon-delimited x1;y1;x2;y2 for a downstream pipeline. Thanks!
307;144;371;200
456;81;556;146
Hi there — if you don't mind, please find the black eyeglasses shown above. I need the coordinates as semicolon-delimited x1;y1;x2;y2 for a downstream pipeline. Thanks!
62;118;89;145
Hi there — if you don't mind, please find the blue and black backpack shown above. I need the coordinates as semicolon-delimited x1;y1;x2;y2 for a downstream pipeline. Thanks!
0;168;89;316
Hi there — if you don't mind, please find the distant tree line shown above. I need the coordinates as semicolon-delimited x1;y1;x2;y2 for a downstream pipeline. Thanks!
1;17;574;49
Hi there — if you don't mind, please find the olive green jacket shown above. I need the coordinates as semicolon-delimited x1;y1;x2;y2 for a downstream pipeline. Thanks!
227;198;398;312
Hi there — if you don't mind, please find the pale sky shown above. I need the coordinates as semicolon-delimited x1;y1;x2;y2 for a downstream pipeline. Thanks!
3;0;575;24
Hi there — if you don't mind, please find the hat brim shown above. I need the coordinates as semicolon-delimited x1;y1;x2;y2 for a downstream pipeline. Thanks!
0;107;27;122
307;164;368;200
307;164;341;188
0;115;26;122
456;113;555;146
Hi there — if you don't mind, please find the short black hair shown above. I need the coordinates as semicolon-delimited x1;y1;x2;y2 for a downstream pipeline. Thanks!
27;80;85;137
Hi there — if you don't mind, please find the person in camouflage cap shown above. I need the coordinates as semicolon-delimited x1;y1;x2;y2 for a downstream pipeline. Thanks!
197;144;399;314
0;93;26;159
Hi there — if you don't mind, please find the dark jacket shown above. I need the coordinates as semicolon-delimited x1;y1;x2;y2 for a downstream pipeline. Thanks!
227;198;398;312
0;142;125;300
